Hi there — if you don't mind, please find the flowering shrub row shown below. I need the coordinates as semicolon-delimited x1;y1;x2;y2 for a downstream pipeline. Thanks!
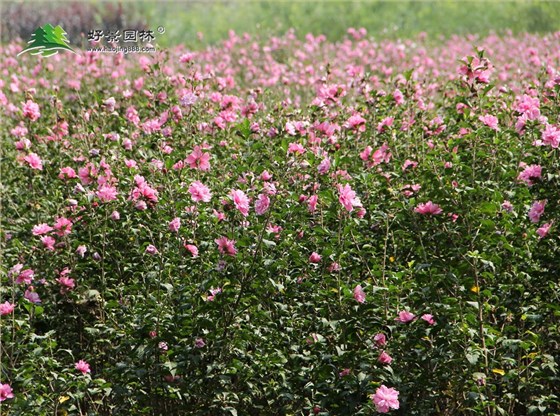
1;29;560;415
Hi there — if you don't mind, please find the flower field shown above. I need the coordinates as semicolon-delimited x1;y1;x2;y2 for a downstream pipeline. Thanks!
1;29;560;415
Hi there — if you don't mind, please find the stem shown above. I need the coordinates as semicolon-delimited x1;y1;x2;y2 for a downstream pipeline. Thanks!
221;195;277;345
473;265;488;370
99;206;109;323
381;213;390;319
336;211;343;309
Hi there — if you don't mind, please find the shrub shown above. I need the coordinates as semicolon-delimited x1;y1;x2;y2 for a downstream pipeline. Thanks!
1;30;560;415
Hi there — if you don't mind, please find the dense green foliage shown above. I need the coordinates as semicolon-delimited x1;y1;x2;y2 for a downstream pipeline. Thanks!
1;29;560;415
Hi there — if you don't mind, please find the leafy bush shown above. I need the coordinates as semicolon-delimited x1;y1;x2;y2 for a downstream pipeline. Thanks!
1;30;560;415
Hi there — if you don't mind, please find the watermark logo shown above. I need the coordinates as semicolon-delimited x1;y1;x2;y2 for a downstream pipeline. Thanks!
86;27;164;54
18;24;75;58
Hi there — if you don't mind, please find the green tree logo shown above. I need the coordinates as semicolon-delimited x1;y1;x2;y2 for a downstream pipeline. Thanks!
18;24;75;58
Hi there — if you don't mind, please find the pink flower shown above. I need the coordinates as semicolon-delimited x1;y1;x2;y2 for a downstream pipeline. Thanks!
9;264;23;279
371;385;400;413
344;113;366;132
96;184;118;202
0;301;15;316
372;143;392;166
169;217;181;233
393;89;404;105
402;183;421;197
378;351;393;365
459;55;493;83
103;97;116;112
11;124;28;138
184;243;199;257
179;52;195;63
215;236;237;256
373;333;387;347
22;100;41;121
317;157;331;175
186;146;211;171
541;124;560;148
78;164;97;185
263;182;277;195
57;276;75;290
135;200;147;210
32;223;53;236
213;210;225;221
308;194;318;213
360;146;372;161
309;252;322;263
402;159;418;171
421;314;436;325
24;288;41;304
479;114;499;130
501;200;514;212
327;261;336;273
131;176;159;204
188;181;212;203
288;142;306;154
180;91;197;104
339;368;351;377
172;160;185;170
126;106;140;125
58;167;77;180
111;211;120;220
261;171;273;181
0;383;14;402
414;201;443;216
353;285;366;303
517;164;542;186
515;94;540;114
267;224;283;237
123;139;133;150
186;205;198;214
377;117;394;133
24;153;43;170
151;158;164;170
41;235;56;251
254;194;270;215
15;138;32;151
231;189;250;217
537;222;552;239
76;245;87;257
16;269;34;285
396;310;416;323
54;217;72;236
125;159;137;169
338;184;361;212
528;200;546;223
75;360;91;375
194;338;206;348
145;245;158;255
206;287;221;301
